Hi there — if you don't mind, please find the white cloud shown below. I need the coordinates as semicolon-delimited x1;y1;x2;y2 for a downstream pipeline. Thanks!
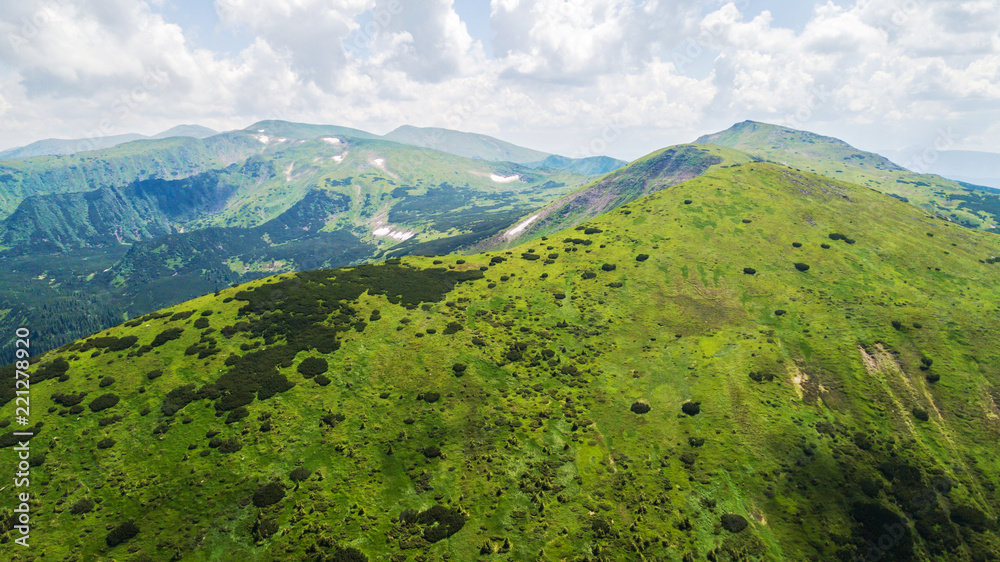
0;0;998;157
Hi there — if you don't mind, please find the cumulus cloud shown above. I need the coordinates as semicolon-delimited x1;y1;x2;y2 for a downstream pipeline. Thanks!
0;0;997;157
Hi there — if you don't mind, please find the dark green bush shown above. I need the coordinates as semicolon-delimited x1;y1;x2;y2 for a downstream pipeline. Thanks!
601;264;616;272
162;384;198;416
743;268;756;275
521;253;540;261
925;373;940;383
52;393;86;407
314;375;331;386
169;311;195;321
97;437;115;449
443;322;463;334
147;369;163;380
105;521;139;547
635;254;650;262
99;376;115;388
89;393;120;412
630;401;650;414
581;272;596;280
252;482;285;507
821;243;831;249
422;445;442;458
829;233;846;241
684;200;693;205
297;357;329;378
794;263;810;272
413;505;467;543
912;407;929;421
194;318;210;329
290;467;312;482
720;514;748;533
774;309;786;316
422;392;441;403
218;438;242;453
688;437;705;447
226;406;249;424
681;401;701;416
151;328;183;348
792;242;802;248
328;547;368;561
452;363;467;375
69;497;94;515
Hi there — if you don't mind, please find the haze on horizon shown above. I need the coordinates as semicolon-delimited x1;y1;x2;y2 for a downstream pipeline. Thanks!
0;0;998;161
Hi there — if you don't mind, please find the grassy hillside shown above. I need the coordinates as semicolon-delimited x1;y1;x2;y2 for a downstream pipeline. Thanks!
493;144;754;247
696;121;1000;230
3;160;999;560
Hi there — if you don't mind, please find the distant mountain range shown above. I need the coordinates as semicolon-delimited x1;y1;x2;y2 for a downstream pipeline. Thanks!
878;147;1000;189
0;124;219;159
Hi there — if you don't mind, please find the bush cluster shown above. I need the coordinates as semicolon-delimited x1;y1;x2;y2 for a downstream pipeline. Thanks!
298;357;329;378
252;482;286;507
681;401;701;416
105;521;139;547
89;393;120;412
630;401;650;414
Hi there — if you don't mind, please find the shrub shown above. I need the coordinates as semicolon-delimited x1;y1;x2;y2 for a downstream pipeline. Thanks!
414;505;467;543
720;514;748;533
891;320;904;330
218;438;242;453
151;328;183;348
147;369;163;380
925;373;940;383
329;547;368;561
452;363;467;375
684;200;693;205
89;393;120;412
829;233;847;241
162;384;198;416
53;392;87;407
290;467;312;482
821;243;831;249
170;311;195;321
194;318;210;329
630;401;650;414
252;482;285;507
443;322;463;335
297;357;329;378
252;515;279;542
635;254;649;262
99;376;115;388
226;406;249;424
774;309;786;316
601;264;617;272
792;242;802;248
422;392;441;403
422;445;442;458
69;497;95;515
681;401;701;416
749;372;775;382
743;268;756;275
794;263;810;272
314;375;331;386
912;407;929;421
97;437;116;449
105;521;139;547
688;437;705;447
581;271;596;280
521;253;540;261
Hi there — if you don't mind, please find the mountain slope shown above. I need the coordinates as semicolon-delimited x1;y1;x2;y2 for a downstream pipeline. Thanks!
0;133;263;218
3;160;998;560
493;144;753;246
696;121;1000;230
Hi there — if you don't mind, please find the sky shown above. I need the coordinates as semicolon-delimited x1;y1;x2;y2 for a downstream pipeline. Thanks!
0;0;998;160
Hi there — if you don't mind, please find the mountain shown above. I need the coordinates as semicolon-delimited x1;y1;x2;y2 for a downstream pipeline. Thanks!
151;124;218;140
494;144;752;246
696;121;1000;230
879;148;1000;190
0;133;592;362
524;154;628;176
383;125;551;164
0;125;218;160
0;132;263;218
3;156;999;560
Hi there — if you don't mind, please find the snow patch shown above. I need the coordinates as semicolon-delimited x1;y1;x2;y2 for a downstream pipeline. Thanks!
284;163;294;181
332;152;346;163
276;137;288;143
255;135;269;144
372;157;385;168
321;137;342;145
372;226;414;241
504;214;539;239
491;173;520;183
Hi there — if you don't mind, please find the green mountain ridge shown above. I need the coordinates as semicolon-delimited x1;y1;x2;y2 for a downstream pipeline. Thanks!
696;121;1000;230
0;125;218;160
2;155;999;560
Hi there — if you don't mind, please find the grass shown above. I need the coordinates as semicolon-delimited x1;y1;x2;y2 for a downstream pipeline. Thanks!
2;160;1000;561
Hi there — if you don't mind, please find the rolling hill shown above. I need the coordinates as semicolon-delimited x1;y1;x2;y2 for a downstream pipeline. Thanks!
696;121;1000;231
0;125;218;160
2;155;998;560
